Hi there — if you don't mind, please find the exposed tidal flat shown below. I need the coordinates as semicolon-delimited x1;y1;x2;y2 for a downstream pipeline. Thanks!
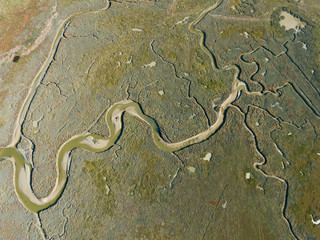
0;0;320;239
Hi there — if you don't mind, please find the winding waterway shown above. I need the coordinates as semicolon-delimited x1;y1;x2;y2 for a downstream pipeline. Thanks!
0;0;246;213
0;1;301;239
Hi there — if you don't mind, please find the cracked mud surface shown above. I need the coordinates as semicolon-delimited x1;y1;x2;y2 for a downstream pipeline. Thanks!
1;0;320;239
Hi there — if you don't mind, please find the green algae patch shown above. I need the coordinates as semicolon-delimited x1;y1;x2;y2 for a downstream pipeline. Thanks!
83;7;164;92
196;67;226;92
171;0;216;14
85;49;126;90
199;160;211;177
80;1;237;94
107;6;164;33
130;139;168;203
156;27;233;94
83;158;118;217
0;119;6;128
84;40;152;92
58;0;89;7
244;167;256;186
220;25;265;40
311;25;320;69
130;223;176;240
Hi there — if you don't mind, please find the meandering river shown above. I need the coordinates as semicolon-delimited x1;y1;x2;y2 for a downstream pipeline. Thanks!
0;0;262;215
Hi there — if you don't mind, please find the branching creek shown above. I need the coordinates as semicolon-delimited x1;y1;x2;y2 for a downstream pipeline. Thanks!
1;0;317;238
